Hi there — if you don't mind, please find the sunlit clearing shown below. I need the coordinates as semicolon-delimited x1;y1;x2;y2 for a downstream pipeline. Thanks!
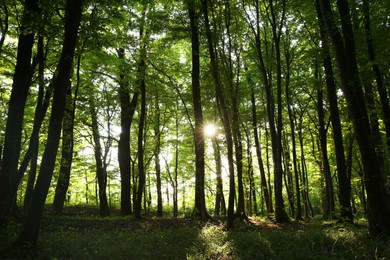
204;124;216;137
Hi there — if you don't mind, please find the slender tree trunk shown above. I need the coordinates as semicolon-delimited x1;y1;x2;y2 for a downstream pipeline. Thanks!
252;0;279;216
52;53;81;214
90;99;109;217
250;84;272;214
134;4;148;219
213;136;226;216
315;0;353;222
201;0;234;226
244;125;257;215
286;82;302;220
14;0;83;246
188;0;210;221
117;48;139;215
0;1;9;54
298;112;313;218
2;36;49;217
268;0;289;222
173;105;180;217
221;0;246;220
319;0;390;235
134;71;146;219
0;0;39;215
233;94;245;218
154;91;163;217
282;134;295;216
315;63;335;218
22;36;45;214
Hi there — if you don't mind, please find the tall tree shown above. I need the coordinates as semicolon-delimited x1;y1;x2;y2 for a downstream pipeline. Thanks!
134;1;149;219
0;0;40;215
315;0;353;222
52;54;80;214
154;89;163;217
213;135;226;216
89;96;110;217
319;0;390;235
200;0;235;227
14;0;83;245
267;0;289;223
250;81;273;214
2;36;51;217
117;48;139;215
361;0;390;150
315;64;335;218
188;0;210;221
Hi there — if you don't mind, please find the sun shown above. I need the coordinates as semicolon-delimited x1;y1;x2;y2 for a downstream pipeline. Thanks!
204;124;216;137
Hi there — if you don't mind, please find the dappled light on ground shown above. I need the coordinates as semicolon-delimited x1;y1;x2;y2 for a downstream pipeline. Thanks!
1;208;389;259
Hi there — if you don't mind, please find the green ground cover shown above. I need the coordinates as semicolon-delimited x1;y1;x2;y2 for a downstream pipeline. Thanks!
1;207;389;259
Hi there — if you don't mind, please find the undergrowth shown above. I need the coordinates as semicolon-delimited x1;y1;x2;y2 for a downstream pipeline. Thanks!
1;214;389;259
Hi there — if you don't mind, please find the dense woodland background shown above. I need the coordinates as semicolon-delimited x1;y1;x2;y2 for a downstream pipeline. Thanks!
0;0;389;248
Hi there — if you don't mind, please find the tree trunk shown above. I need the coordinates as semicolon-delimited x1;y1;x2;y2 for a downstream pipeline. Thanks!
244;125;257;215
90;99;110;217
268;0;289;223
189;0;210;221
233;94;245;219
3;36;50;217
117;48;139;215
134;4;148;219
14;0;83;246
0;1;8;54
285;78;302;220
315;63;335;218
213;136;226;216
154;91;163;217
252;0;279;216
173;104;180;218
52;53;80;214
250;84;273;214
361;0;390;150
201;0;234;226
0;0;39;215
315;0;353;222
22;36;46;214
319;0;390;235
282;135;295;216
134;67;146;219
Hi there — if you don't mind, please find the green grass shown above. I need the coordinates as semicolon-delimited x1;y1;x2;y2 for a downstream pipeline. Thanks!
1;215;389;259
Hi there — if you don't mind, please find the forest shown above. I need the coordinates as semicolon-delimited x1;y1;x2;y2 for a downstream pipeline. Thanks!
0;0;389;258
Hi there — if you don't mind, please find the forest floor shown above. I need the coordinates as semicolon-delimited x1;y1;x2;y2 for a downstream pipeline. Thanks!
1;205;389;259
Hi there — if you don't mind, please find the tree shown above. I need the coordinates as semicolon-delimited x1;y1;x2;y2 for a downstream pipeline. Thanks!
134;1;149;219
267;0;289;223
117;47;139;215
89;95;110;217
315;0;353;222
0;0;9;54
0;0;40;215
318;0;390;235
315;64;335;218
200;0;236;227
153;88;163;217
361;0;390;150
14;0;83;245
188;0;210;221
52;54;80;214
249;78;273;214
